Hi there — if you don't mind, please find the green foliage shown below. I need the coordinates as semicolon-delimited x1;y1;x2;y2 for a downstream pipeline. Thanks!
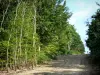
65;50;83;55
0;0;85;70
65;50;72;55
86;8;100;64
44;43;59;59
37;51;50;64
0;41;7;61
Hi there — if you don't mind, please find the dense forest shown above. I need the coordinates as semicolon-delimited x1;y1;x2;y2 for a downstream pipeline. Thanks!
86;4;100;65
0;0;84;71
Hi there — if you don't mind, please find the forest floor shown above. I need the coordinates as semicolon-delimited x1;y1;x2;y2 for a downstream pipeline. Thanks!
1;55;100;75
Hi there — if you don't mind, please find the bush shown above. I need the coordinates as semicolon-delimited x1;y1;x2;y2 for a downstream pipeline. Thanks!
65;50;82;55
37;51;51;64
65;50;72;55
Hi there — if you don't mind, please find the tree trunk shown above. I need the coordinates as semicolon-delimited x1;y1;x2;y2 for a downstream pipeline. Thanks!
25;41;27;66
19;3;26;67
14;0;21;70
6;29;12;72
32;3;37;67
0;2;10;31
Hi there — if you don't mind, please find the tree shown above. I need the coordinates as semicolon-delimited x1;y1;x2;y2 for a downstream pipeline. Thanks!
86;8;100;63
0;0;85;71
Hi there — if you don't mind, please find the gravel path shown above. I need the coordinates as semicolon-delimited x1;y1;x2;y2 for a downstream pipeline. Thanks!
1;55;100;75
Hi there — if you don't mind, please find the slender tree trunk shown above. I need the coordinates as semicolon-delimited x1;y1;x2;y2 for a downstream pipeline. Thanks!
25;34;28;67
38;46;40;55
19;26;22;66
67;27;72;51
19;3;26;67
6;29;12;72
34;6;37;67
68;42;70;51
14;29;17;71
25;42;27;65
32;3;37;67
2;3;10;71
0;2;10;31
14;0;21;71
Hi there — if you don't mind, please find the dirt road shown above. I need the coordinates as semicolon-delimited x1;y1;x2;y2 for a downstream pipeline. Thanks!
5;55;100;75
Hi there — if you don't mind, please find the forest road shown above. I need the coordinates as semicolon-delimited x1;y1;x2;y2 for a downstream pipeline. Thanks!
8;55;100;75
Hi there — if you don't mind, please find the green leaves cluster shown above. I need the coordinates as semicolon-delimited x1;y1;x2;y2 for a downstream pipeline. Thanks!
86;8;100;63
0;0;84;70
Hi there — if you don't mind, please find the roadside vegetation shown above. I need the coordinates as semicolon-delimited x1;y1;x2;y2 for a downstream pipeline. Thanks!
86;3;100;66
0;0;84;71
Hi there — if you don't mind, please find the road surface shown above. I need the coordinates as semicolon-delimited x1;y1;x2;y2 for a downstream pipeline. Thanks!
5;55;100;75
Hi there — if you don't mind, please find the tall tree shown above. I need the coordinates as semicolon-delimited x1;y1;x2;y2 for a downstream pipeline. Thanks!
86;8;100;63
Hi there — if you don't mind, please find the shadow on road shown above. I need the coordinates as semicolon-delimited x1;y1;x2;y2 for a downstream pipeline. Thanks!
32;55;100;75
33;71;100;75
